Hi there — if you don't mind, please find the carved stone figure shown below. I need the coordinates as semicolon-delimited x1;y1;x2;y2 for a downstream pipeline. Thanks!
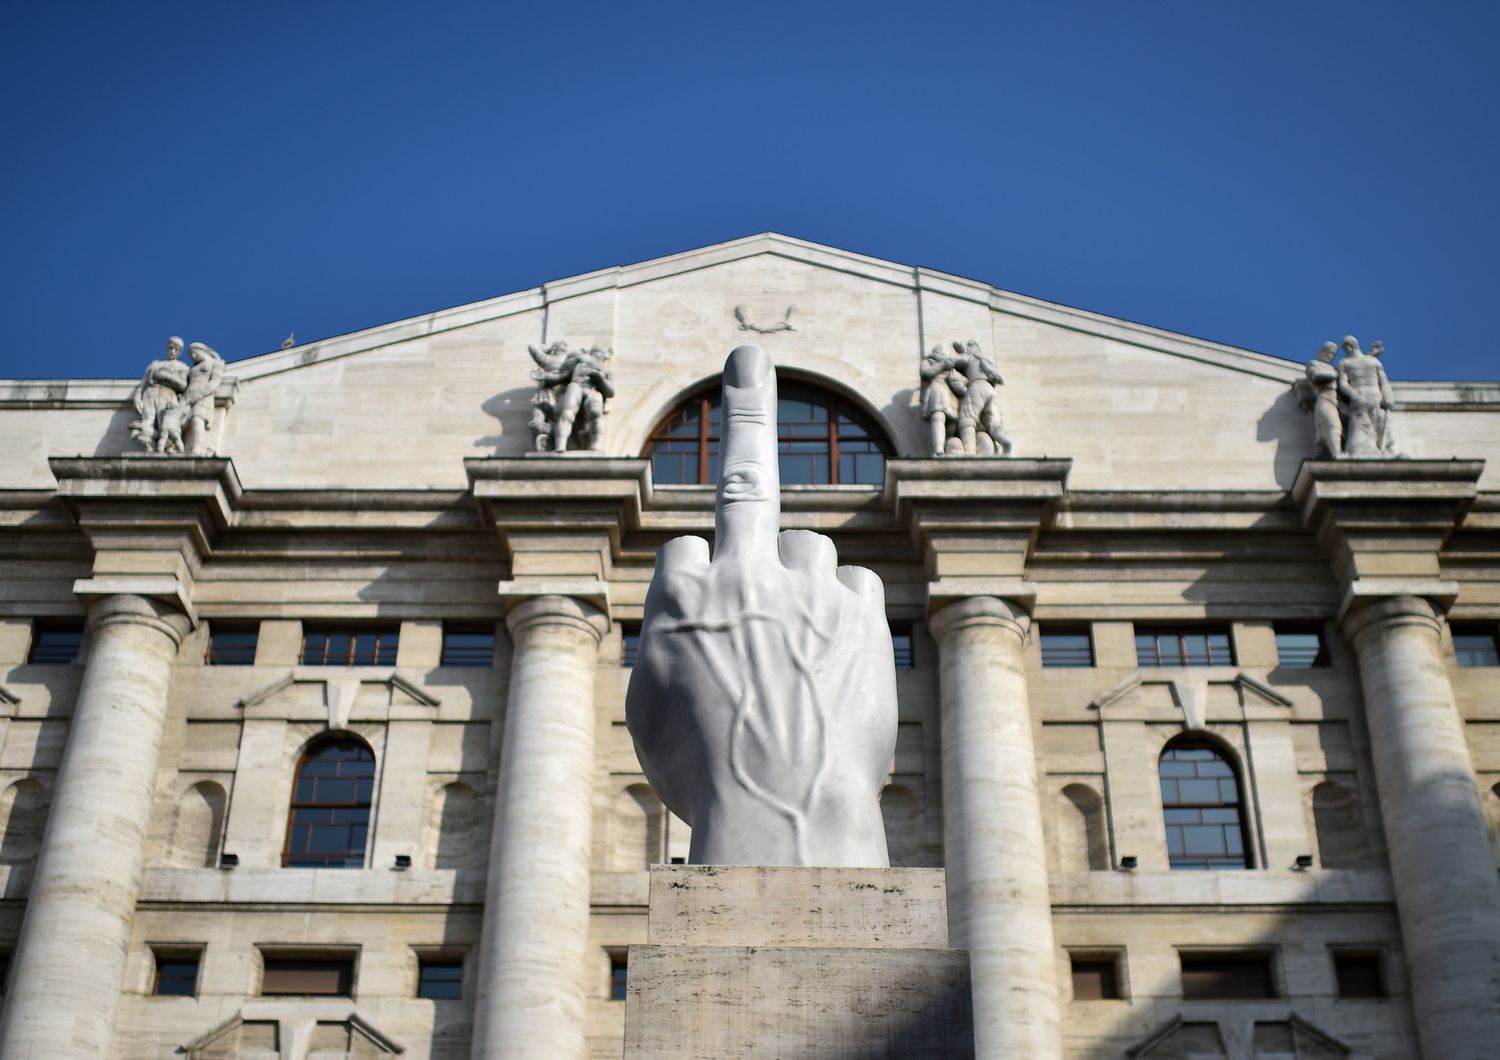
130;337;189;450
919;343;966;456
919;340;1011;456
734;304;797;334
1337;335;1399;458
1295;334;1407;459
527;341;615;453
177;343;225;455
954;340;1012;456
625;345;899;866
1298;341;1344;458
1368;341;1405;457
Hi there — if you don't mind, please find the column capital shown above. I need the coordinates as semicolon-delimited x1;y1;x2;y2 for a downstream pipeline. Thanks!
466;457;647;585
1341;593;1443;646
1292;458;1483;617
885;458;1069;612
503;593;610;643
928;594;1030;644
75;580;196;633
50;456;242;617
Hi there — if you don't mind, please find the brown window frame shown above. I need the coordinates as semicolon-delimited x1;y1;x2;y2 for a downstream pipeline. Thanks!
298;625;400;666
1160;738;1252;870
1135;625;1235;667
259;950;357;997
640;378;894;487
282;737;376;869
1179;951;1277;999
1069;951;1123;1000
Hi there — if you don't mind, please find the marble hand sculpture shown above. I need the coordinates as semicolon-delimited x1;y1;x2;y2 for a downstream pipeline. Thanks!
527;341;615;453
129;338;224;455
625;345;899;867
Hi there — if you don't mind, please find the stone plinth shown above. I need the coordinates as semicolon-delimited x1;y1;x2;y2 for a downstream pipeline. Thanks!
624;865;973;1059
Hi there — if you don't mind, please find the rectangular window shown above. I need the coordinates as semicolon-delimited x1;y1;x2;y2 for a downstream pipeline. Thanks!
1332;951;1385;998
1041;627;1094;668
1452;625;1500;668
417;957;464;1000
206;623;259;666
1069;955;1120;1000
440;625;494;667
28;623;83;665
620;623;642;668
1135;627;1234;668
1274;624;1328;668
609;951;628;1001
891;626;914;670
152;948;202;997
261;955;355;997
1180;953;1275;999
299;626;399;666
0;951;8;994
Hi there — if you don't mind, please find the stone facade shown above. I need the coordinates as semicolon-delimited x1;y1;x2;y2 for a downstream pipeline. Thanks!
0;234;1496;1058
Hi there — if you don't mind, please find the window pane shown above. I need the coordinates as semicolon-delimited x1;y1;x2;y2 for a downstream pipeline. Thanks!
301;626;399;666
154;955;201;996
642;378;889;485
620;623;641;667
1274;627;1327;668
28;624;83;665
207;625;259;666
891;629;913;670
1041;629;1093;668
1453;627;1500;668
1136;627;1234;668
1160;743;1248;870
284;739;376;868
610;954;628;1001
441;627;494;667
418;959;464;1000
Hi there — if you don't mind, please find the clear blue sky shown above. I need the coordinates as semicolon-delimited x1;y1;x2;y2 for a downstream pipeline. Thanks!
2;2;1495;381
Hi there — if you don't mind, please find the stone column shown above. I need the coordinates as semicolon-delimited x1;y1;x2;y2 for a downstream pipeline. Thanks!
1344;595;1500;1058
472;594;608;1060
0;593;190;1058
929;596;1061;1060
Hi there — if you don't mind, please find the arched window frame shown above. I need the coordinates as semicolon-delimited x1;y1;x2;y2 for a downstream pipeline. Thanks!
640;375;895;486
282;734;377;869
1159;736;1253;871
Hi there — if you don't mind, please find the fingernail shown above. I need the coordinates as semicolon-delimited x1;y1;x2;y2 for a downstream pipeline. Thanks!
724;344;770;387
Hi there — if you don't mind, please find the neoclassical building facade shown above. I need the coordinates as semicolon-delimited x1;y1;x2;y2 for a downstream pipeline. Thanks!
0;234;1497;1058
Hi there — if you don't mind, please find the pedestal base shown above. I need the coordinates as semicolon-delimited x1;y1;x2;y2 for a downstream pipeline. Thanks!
623;866;973;1059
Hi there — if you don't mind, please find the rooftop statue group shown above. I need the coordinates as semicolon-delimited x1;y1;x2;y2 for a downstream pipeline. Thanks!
527;341;615;453
919;339;1013;457
130;337;226;455
1298;335;1406;460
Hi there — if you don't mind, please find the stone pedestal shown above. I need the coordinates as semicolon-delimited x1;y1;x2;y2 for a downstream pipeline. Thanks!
624;865;973;1059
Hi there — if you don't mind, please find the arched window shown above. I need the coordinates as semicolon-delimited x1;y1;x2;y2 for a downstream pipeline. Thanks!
1159;739;1250;870
283;737;375;868
642;378;893;486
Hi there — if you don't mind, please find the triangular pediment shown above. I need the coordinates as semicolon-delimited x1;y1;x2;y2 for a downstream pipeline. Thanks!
223;232;1301;387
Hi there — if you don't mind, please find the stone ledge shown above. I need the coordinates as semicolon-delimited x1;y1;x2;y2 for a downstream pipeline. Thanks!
646;864;949;948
